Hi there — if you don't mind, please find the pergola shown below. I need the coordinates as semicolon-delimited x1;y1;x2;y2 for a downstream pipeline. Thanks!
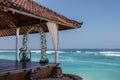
0;0;82;63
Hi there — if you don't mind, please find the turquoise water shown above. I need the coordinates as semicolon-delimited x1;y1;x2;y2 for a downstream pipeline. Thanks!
0;49;120;80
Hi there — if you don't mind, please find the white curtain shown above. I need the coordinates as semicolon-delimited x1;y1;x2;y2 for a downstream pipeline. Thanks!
47;22;59;63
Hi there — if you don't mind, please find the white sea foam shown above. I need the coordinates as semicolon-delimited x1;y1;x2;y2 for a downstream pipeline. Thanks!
31;50;41;53
102;53;120;57
83;51;120;57
31;50;54;54
76;51;81;53
99;51;120;54
31;50;65;54
46;51;54;54
79;61;120;66
99;51;120;57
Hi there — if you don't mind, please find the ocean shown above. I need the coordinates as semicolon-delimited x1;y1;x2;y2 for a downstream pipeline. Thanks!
0;49;120;80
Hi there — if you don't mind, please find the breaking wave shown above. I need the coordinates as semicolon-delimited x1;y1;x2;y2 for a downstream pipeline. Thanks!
0;49;120;57
31;50;65;54
31;50;41;53
99;51;120;57
78;50;120;57
99;51;120;54
76;51;82;53
79;60;120;66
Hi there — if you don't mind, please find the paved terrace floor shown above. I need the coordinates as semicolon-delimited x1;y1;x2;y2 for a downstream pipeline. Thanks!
0;59;83;80
0;59;56;75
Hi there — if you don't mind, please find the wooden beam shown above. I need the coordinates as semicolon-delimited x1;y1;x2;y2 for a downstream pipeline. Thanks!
0;10;17;28
6;7;78;28
0;6;9;12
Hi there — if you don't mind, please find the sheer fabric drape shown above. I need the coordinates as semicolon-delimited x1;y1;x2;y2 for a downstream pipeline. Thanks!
47;22;59;63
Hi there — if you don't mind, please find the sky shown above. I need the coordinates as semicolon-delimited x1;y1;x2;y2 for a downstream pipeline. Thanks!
0;0;120;49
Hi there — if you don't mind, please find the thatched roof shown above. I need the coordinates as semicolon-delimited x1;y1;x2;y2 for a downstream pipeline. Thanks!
0;0;82;37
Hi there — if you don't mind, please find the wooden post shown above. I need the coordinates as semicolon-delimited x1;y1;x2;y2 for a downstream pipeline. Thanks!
55;50;59;63
55;30;59;64
16;28;19;61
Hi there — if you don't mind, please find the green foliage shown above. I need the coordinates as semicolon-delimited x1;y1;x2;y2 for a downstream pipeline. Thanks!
26;57;31;62
45;58;49;63
20;56;31;62
40;57;49;63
